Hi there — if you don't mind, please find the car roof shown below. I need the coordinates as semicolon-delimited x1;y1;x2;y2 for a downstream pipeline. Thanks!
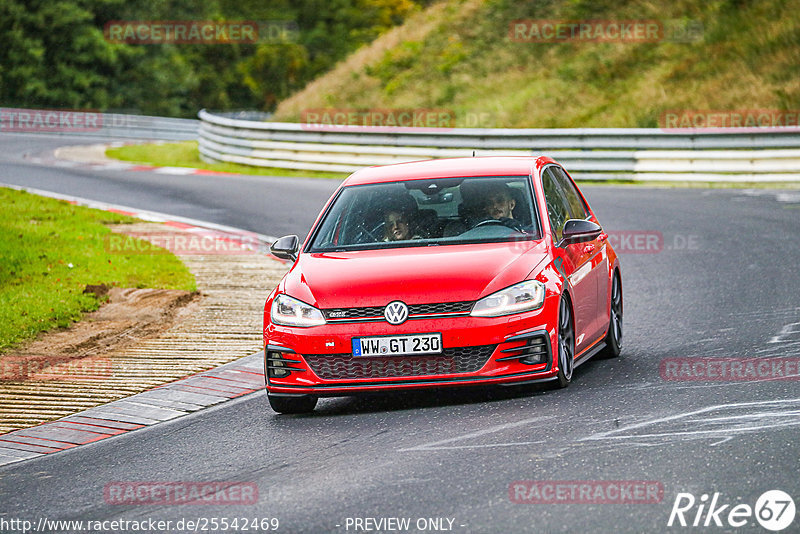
343;156;555;186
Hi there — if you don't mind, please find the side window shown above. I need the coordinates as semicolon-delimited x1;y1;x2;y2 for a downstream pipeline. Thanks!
541;167;571;242
552;166;588;220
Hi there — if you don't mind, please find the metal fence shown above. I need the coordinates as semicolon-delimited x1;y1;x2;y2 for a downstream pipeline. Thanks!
198;109;800;181
95;114;198;140
0;108;198;141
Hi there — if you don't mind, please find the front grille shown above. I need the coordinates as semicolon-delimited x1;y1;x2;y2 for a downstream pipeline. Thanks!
303;345;495;380
322;301;473;321
324;306;384;320
410;301;473;315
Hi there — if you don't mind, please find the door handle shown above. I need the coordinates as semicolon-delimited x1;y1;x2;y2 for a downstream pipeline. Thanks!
583;244;595;254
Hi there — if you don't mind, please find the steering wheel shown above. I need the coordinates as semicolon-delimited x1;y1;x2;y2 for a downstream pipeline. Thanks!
353;221;384;243
471;218;528;234
472;219;506;228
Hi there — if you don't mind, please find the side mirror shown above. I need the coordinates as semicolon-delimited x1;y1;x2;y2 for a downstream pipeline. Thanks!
270;235;299;261
559;219;602;247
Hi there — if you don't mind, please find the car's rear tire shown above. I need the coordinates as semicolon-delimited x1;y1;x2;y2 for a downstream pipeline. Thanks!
555;296;575;388
598;272;622;359
268;394;317;414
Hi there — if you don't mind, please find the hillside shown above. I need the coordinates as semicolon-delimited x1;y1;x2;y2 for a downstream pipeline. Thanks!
273;0;799;128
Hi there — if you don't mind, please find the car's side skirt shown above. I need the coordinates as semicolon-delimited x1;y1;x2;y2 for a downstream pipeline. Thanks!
574;338;607;369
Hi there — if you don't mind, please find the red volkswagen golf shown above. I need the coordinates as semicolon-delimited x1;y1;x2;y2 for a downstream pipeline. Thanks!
264;156;622;413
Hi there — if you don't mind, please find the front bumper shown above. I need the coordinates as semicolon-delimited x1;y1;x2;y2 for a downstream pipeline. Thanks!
264;310;560;396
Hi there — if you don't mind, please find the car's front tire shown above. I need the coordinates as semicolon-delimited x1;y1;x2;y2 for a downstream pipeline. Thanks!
598;272;622;359
555;296;575;388
268;393;317;414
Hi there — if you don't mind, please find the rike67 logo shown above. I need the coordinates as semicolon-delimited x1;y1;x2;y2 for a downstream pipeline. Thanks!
668;490;796;531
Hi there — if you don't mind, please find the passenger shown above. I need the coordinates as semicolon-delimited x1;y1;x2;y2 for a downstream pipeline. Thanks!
383;209;413;241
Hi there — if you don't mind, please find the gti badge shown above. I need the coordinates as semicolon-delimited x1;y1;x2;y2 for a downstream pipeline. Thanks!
384;301;409;325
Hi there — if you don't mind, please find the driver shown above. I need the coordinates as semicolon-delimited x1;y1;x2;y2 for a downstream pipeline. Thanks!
469;182;524;232
482;183;516;220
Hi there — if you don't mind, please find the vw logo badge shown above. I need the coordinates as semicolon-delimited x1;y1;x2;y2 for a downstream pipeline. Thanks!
384;301;409;325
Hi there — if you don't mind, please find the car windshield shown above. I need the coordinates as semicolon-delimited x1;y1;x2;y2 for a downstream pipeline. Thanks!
306;175;540;252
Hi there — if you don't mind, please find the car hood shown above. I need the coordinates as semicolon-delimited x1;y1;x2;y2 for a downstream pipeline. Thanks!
280;241;549;308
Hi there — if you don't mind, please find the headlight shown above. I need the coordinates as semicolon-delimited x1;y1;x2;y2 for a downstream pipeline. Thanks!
271;294;326;327
470;280;545;317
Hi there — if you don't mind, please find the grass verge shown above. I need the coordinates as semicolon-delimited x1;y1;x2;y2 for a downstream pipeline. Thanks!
106;141;349;180
0;187;196;353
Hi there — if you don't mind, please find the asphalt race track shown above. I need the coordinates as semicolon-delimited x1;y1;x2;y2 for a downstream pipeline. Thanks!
1;133;800;533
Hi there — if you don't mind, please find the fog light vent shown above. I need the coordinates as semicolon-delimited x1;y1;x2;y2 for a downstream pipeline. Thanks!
266;349;305;378
520;337;548;365
497;332;551;366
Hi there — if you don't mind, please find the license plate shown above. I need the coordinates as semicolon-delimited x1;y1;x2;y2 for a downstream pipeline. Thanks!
352;333;442;357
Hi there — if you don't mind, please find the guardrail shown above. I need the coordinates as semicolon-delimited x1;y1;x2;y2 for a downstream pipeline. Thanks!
0;108;197;141
95;114;198;140
198;109;800;181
